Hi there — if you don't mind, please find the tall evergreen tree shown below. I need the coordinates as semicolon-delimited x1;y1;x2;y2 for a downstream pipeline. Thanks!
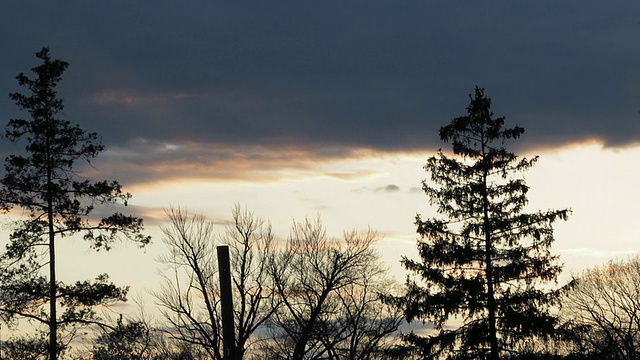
0;47;150;359
400;88;570;360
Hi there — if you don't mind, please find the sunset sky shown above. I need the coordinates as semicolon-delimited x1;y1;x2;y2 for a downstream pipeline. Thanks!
0;1;639;315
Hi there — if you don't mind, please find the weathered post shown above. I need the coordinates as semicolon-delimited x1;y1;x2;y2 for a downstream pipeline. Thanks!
217;245;236;360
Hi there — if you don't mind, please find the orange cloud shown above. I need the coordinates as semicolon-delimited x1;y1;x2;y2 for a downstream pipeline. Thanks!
83;138;406;190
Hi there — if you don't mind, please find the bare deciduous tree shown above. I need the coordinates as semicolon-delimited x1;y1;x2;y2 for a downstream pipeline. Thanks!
561;256;640;360
153;205;275;360
267;217;401;360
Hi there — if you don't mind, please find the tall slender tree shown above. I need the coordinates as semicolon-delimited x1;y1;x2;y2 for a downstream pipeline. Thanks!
399;87;570;360
0;47;150;359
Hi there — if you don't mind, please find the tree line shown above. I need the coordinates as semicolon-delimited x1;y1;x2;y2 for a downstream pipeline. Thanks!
0;48;637;360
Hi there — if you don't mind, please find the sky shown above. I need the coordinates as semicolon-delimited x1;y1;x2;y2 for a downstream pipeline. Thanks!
0;1;639;317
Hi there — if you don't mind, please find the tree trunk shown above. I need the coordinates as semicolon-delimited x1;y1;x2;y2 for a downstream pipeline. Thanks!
46;103;57;360
48;221;56;360
482;163;499;360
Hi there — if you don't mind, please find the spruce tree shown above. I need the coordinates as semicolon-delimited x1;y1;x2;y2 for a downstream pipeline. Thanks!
400;87;570;360
0;47;150;359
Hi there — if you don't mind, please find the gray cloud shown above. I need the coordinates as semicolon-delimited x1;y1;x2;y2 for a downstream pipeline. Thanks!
1;0;638;175
375;184;401;193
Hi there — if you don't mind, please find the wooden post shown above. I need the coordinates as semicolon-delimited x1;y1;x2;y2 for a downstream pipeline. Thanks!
217;245;236;360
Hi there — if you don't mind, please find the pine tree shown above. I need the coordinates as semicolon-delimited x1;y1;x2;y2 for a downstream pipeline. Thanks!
0;47;150;359
400;87;570;360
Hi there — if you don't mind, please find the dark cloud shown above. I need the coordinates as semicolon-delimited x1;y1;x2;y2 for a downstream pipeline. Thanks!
1;0;639;179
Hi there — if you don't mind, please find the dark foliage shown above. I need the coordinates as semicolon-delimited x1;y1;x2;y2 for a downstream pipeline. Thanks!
1;333;51;360
0;47;150;359
92;316;151;360
398;87;570;360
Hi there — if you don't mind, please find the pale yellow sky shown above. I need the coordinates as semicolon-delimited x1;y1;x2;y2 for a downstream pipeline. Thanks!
13;141;640;320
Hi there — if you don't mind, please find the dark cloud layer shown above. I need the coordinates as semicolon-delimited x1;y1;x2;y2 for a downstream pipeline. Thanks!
1;1;638;171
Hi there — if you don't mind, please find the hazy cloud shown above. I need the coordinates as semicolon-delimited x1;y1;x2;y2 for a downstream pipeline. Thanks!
375;184;401;193
324;171;380;181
